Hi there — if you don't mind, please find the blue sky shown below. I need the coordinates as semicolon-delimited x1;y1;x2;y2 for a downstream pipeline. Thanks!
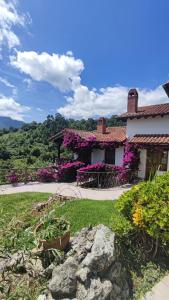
0;0;169;122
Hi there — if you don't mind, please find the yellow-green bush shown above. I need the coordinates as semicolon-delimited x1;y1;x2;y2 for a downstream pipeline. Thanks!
112;172;169;243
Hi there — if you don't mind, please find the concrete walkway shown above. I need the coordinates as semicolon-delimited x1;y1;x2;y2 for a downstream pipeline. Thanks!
143;274;169;300
0;181;131;200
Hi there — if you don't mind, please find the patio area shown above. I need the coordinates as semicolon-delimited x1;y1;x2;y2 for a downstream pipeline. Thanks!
0;181;131;200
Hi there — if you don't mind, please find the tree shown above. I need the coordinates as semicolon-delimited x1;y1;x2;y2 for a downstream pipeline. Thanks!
0;146;11;160
31;147;41;157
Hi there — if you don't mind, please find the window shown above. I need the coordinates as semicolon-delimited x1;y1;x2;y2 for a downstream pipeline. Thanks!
105;148;115;164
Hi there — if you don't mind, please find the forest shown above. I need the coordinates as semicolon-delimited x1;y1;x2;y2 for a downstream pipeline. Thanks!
0;113;126;170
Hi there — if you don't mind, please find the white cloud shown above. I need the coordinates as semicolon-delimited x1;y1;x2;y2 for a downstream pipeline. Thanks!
0;76;15;88
23;78;33;89
0;94;30;120
0;0;26;50
58;85;169;119
36;107;44;112
11;51;84;92
10;49;169;120
0;76;17;95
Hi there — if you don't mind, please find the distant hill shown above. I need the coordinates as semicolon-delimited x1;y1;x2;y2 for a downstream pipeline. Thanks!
0;116;24;129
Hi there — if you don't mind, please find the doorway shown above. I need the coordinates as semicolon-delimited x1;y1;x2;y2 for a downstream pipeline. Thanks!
146;149;168;179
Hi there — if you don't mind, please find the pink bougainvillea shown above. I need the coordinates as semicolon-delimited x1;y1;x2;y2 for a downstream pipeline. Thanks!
123;142;140;170
37;168;58;182
58;160;85;182
77;163;125;185
7;171;19;184
63;131;117;152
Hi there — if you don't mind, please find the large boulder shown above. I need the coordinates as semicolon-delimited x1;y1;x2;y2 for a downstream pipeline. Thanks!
49;257;78;299
81;225;115;272
76;278;113;300
48;225;131;300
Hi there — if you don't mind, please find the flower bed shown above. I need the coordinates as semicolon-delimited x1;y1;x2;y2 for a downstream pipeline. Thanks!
58;161;85;182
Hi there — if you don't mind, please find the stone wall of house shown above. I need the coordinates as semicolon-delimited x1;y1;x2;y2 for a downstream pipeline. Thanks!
38;225;131;300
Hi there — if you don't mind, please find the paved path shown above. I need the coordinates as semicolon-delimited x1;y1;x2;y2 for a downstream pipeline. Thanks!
0;182;131;200
143;274;169;300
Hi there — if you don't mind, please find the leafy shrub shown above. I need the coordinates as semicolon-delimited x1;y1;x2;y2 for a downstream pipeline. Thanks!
37;167;57;182
36;210;70;241
58;161;85;182
0;145;11;160
31;147;41;157
41;151;53;161
112;172;169;244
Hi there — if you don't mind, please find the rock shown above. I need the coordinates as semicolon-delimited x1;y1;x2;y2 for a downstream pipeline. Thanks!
107;262;122;282
25;256;44;277
81;225;115;272
0;259;9;273
42;263;55;279
37;295;47;300
76;278;112;300
76;267;90;282
68;227;96;263
47;225;131;300
49;257;78;299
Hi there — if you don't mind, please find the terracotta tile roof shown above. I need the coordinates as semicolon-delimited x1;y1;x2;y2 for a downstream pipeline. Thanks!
129;134;169;145
65;127;126;143
120;103;169;119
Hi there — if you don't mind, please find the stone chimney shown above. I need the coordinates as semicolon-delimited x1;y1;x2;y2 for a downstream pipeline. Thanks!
97;117;106;134
127;89;138;113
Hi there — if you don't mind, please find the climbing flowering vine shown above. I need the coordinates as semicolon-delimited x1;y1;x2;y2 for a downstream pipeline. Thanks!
63;131;118;152
123;142;140;171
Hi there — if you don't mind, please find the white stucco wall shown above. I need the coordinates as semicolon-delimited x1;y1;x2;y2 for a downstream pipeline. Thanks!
115;147;124;166
127;115;169;137
138;149;147;179
91;149;105;164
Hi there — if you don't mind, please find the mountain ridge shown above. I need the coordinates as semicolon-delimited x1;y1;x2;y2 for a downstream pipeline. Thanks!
0;116;24;129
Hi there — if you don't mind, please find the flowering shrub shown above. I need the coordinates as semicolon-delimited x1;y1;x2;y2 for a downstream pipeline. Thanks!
7;170;19;184
58;161;85;182
112;172;169;247
77;163;128;186
37;168;57;182
77;162;116;173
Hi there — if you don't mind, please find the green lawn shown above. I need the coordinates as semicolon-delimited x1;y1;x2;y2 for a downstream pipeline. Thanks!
0;192;51;227
0;192;115;250
56;199;115;234
0;192;115;230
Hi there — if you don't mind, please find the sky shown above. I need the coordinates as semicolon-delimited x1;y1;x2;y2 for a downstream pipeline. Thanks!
0;0;169;122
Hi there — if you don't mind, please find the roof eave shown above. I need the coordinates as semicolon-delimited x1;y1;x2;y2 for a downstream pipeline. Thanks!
118;112;169;120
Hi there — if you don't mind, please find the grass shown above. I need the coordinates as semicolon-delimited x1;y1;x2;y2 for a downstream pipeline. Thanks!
56;199;115;234
0;192;51;227
0;192;115;231
0;192;116;251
